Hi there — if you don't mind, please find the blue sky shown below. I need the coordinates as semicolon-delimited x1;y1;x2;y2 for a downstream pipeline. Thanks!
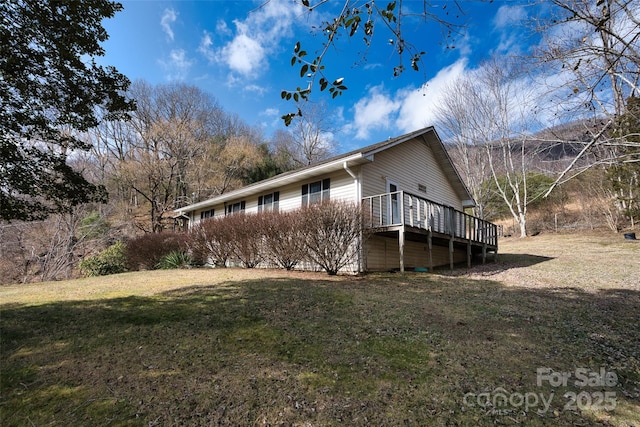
101;0;536;151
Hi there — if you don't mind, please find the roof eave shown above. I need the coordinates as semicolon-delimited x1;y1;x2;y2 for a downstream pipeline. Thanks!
176;152;368;214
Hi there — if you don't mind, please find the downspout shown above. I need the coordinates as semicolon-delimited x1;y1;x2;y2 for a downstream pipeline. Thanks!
343;161;360;200
344;161;363;273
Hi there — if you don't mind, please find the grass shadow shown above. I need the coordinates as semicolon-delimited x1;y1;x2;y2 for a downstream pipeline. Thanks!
438;252;555;276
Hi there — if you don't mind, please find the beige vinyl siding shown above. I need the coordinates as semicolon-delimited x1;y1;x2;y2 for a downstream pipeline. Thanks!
281;168;357;210
325;169;358;203
190;169;358;227
361;137;463;210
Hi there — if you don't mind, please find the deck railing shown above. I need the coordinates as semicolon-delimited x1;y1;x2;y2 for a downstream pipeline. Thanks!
362;191;498;247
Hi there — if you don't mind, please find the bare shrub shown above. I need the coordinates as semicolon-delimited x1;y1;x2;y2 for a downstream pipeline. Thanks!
0;209;111;284
262;210;305;270
125;232;189;271
190;218;234;267
225;213;265;268
599;198;624;232
300;201;366;275
187;202;366;274
0;222;35;284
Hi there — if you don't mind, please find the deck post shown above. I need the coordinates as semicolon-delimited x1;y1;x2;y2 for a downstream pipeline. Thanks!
427;230;433;271
399;227;406;274
449;236;454;271
467;240;472;268
482;242;487;264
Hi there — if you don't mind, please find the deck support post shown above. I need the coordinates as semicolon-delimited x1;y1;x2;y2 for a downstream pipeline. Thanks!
427;230;433;272
399;227;406;274
449;236;454;271
467;240;472;268
482;242;487;264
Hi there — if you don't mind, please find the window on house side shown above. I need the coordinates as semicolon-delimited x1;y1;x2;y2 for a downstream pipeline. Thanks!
226;201;246;215
301;179;330;207
258;191;279;212
200;209;214;220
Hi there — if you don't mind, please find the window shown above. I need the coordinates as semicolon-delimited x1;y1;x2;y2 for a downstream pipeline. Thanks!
226;201;245;215
200;209;214;220
258;191;279;212
302;178;330;206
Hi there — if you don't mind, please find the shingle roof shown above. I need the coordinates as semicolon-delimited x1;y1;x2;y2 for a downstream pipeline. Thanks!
176;126;474;214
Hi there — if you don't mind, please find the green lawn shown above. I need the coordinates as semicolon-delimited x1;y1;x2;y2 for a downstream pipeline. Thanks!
1;233;639;426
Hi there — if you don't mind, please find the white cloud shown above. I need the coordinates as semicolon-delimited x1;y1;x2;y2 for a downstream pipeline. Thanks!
198;31;215;63
395;59;469;133
161;8;177;41
493;5;527;29
216;19;232;37
260;108;279;117
453;32;472;57
203;0;306;81
492;5;529;56
351;85;401;140
243;84;268;96
346;59;470;140
221;31;265;77
159;49;193;81
364;63;383;70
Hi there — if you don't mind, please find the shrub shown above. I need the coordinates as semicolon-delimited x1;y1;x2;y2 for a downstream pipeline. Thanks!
226;213;266;268
262;210;304;270
300;201;366;275
79;241;127;277
188;201;366;274
125;232;189;271
190;218;234;267
156;250;194;269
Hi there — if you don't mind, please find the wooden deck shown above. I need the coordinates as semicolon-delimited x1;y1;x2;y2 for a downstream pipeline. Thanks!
362;191;498;272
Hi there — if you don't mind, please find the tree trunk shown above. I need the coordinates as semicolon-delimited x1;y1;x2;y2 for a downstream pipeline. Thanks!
518;213;527;238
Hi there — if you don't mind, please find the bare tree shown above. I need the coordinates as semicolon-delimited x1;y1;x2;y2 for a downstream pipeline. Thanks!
436;77;492;219
274;102;338;167
437;58;546;237
0;206;110;284
211;135;264;195
88;81;265;232
532;0;640;194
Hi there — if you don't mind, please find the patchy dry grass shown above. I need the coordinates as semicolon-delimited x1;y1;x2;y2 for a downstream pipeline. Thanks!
461;231;640;291
1;232;639;426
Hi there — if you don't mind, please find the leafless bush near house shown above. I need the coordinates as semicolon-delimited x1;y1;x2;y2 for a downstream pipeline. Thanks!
125;232;190;271
189;218;234;267
262;210;305;270
300;201;367;275
185;201;367;274
225;213;265;268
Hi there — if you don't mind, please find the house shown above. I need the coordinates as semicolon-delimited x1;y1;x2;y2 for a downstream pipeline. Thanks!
174;127;498;272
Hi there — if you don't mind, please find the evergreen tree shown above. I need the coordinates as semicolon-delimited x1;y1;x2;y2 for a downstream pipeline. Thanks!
0;0;133;221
